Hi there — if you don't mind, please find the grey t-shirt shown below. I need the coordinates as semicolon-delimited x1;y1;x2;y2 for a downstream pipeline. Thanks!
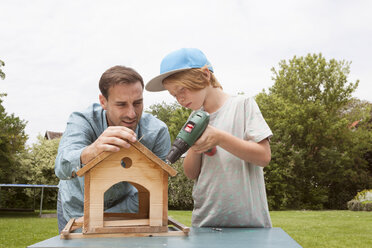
192;95;272;227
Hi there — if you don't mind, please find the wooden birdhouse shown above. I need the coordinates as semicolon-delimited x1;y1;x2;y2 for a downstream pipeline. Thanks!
60;141;189;239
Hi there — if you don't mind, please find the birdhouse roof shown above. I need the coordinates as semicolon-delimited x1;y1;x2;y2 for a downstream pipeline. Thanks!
76;141;177;177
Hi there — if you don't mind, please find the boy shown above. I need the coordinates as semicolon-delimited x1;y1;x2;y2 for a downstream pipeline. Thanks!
146;48;272;227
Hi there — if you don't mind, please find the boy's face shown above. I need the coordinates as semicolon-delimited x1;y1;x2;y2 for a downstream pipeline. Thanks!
99;82;143;131
163;83;206;110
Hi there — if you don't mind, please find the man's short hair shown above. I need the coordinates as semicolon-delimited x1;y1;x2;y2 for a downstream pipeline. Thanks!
99;65;144;99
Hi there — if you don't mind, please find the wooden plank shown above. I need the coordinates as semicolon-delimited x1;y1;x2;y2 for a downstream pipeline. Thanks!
70;217;83;232
162;171;168;226
83;173;90;233
75;216;84;225
76;140;177;177
168;216;190;233
149;204;163;226
93;225;168;234
103;213;148;219
60;230;186;239
131;141;177;176
76;151;111;176
104;219;149;227
135;183;150;218
61;218;75;235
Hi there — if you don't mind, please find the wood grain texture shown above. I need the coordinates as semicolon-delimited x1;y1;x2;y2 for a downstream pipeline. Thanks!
83;173;90;233
76;141;177;177
168;216;190;233
104;219;150;227
60;230;186;239
61;218;75;235
162;171;168;226
76;151;111;176
93;225;168;234
72;138;186;237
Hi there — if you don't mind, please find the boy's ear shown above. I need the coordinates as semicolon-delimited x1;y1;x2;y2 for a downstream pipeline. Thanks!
201;67;211;81
99;94;108;110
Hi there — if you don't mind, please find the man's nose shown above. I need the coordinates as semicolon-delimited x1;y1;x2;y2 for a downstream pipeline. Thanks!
127;105;137;119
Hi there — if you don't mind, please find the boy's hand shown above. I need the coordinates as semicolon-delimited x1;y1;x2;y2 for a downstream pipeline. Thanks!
191;125;220;154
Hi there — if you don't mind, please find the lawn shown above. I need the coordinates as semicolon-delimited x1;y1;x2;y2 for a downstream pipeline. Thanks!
0;210;371;248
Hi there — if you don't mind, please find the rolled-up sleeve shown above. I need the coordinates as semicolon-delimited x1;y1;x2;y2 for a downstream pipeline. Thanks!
55;112;95;180
152;124;171;161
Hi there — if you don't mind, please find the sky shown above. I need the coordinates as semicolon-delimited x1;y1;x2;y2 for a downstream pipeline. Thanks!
1;0;371;145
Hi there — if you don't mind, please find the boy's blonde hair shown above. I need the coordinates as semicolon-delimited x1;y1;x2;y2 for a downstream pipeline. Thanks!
163;65;222;91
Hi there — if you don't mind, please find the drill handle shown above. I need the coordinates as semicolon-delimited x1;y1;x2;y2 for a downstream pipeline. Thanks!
204;146;217;156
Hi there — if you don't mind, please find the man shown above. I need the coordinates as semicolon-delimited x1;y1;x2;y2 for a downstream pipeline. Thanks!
55;66;171;233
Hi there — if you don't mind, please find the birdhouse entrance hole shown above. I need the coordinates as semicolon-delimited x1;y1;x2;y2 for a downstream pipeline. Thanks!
121;157;132;168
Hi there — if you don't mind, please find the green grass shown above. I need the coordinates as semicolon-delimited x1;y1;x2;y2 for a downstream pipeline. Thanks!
1;210;371;248
270;210;372;248
169;210;372;248
0;211;58;248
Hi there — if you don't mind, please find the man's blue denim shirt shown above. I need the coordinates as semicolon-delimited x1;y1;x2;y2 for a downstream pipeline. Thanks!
55;103;171;222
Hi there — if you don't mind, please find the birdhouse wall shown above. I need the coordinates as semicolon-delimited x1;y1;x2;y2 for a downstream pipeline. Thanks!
83;146;169;232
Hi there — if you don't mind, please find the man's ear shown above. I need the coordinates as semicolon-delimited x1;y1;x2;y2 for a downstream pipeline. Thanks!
99;94;107;110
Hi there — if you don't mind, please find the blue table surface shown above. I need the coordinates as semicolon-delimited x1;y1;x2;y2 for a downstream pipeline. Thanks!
28;227;302;248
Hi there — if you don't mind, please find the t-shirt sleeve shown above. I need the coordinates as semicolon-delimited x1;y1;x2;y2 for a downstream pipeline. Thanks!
243;97;273;143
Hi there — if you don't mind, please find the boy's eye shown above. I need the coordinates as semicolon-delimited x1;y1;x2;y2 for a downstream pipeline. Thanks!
173;87;186;99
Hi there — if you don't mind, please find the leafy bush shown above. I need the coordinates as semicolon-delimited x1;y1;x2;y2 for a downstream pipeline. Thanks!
4;136;61;210
168;159;194;210
347;189;372;211
146;102;191;142
347;200;372;211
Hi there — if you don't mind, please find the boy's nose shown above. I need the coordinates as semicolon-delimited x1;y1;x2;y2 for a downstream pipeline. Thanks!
177;95;185;104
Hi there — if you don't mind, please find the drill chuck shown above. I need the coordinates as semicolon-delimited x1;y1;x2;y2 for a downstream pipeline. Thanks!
166;138;190;164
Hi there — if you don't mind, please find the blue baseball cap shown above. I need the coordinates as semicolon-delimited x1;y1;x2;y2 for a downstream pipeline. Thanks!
145;48;214;92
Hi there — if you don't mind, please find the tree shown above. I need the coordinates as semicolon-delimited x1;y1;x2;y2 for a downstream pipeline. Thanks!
0;60;30;208
0;60;5;80
256;53;372;210
18;135;60;185
0;60;28;183
146;101;191;142
12;135;60;209
168;159;194;210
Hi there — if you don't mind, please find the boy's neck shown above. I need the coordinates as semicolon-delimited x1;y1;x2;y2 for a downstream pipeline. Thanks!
203;87;229;114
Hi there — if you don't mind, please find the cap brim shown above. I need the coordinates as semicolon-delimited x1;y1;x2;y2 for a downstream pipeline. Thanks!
145;68;191;92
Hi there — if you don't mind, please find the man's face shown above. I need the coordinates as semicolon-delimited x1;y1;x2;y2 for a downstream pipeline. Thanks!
99;82;143;131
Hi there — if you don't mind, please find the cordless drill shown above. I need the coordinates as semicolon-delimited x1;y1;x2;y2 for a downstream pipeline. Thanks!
166;110;217;164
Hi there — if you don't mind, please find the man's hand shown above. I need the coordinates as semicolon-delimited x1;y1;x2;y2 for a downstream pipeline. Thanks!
81;126;137;165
